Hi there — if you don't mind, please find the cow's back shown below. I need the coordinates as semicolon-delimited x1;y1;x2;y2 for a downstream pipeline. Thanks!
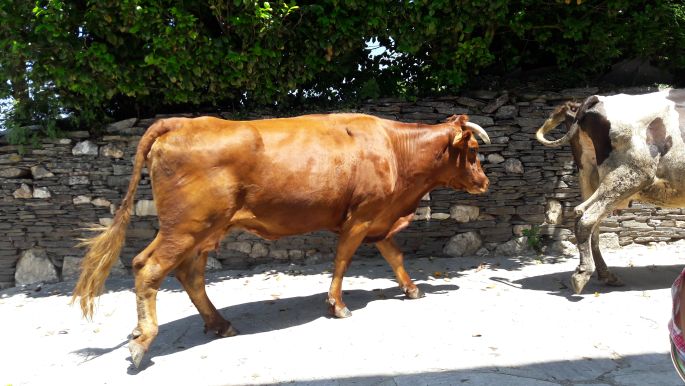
148;114;399;237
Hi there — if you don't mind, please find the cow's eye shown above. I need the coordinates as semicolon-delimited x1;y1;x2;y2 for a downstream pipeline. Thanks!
469;148;477;154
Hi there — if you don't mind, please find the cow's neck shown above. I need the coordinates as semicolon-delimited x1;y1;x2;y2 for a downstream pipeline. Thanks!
386;122;453;202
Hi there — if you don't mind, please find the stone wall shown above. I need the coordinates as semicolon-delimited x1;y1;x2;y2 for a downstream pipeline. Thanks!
2;86;683;288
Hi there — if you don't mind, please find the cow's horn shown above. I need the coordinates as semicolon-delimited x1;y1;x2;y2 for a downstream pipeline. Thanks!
536;101;585;147
465;122;490;144
535;116;566;146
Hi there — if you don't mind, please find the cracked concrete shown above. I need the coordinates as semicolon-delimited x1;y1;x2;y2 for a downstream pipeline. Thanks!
1;242;685;385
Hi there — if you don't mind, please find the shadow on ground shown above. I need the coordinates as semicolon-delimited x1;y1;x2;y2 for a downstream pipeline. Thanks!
501;263;684;301
72;282;458;370
3;253;544;300
261;353;682;385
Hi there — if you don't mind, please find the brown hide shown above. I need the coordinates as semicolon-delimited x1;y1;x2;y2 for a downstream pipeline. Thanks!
149;114;487;248
72;112;489;367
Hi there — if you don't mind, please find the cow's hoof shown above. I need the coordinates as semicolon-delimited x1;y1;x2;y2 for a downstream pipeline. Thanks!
216;323;239;338
329;304;352;318
204;320;238;337
405;287;425;299
570;272;590;295
128;340;147;369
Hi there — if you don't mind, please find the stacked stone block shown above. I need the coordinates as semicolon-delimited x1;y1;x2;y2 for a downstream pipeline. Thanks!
0;86;677;288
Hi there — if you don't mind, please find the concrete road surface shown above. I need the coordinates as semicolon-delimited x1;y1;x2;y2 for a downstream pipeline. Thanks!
2;242;685;385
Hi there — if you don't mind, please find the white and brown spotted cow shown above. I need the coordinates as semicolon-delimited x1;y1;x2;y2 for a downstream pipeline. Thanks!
536;89;685;294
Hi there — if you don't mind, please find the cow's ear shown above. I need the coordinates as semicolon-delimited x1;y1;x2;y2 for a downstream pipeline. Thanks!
451;128;464;147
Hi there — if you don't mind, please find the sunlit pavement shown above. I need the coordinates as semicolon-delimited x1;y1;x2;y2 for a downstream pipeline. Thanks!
2;242;684;385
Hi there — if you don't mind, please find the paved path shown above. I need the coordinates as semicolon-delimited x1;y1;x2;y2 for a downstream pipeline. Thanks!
2;242;685;385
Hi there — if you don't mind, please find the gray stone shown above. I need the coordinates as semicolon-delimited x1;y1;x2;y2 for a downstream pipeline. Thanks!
487;154;505;164
91;198;111;207
621;220;652;229
443;231;482;257
32;187;51;199
495;237;530;256
134;200;157;217
482;93;509;114
68;176;90;185
504;158;524;173
0;167;30;178
545;199;563;225
288;250;304;259
206;256;223;271
305;252;327;265
495;105;517;119
15;249;58;285
513;224;532;236
269;249;289;260
61;256;82;280
415;206;431;221
100;143;125;158
449;205;479;223
72;140;98;156
599;233;621;249
110;259;128;277
99;218;113;227
73;195;91;205
515;117;545;128
226;242;252;255
467;115;495;127
475;247;490;257
106;118;138;133
546;240;578;256
30;165;54;179
431;213;451;220
13;183;33;199
456;96;485;108
250;243;269;258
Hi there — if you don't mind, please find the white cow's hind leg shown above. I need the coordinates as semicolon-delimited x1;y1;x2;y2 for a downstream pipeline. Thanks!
590;226;623;286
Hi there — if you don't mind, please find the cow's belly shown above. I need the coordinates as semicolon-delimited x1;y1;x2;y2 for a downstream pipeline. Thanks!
231;203;347;239
637;178;685;207
635;147;685;207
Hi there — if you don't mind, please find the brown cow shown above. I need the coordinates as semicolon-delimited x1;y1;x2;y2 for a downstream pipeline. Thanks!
71;113;490;367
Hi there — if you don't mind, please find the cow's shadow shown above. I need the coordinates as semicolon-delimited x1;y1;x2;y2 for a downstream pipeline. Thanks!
72;282;458;371
500;263;684;301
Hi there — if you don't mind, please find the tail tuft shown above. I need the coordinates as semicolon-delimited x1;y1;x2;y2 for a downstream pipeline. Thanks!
71;210;131;319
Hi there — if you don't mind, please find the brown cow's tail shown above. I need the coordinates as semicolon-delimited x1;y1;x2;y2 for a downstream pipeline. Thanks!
71;119;174;319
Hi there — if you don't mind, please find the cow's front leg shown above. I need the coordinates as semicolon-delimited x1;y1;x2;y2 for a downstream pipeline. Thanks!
572;165;648;294
376;238;423;299
327;221;371;318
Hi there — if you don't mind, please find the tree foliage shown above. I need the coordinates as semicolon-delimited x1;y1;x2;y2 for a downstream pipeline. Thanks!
1;0;683;139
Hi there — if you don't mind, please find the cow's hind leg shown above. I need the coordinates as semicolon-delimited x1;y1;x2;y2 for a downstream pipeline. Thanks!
175;251;237;337
572;165;649;294
128;233;194;368
376;238;423;299
327;220;371;318
590;227;623;287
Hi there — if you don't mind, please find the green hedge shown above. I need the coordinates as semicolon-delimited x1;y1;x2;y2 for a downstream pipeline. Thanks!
1;0;683;141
